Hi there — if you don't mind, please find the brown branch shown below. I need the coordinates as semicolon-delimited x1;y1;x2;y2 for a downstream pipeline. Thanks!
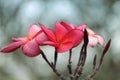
99;39;111;66
93;54;97;70
73;44;84;78
85;39;111;80
41;50;65;80
54;48;58;68
74;45;87;80
67;49;74;80
73;29;89;80
85;68;99;80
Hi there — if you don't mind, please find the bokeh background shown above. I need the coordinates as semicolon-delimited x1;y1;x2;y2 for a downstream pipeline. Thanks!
0;0;120;80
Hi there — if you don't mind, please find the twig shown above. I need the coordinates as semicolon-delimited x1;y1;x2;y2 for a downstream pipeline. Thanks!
85;68;99;80
73;44;84;78
93;54;97;70
85;39;111;80
74;29;89;80
67;49;73;80
74;44;87;80
99;39;111;67
41;50;65;80
54;48;58;67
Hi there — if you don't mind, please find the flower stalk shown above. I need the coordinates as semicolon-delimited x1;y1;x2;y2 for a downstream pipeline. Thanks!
41;50;65;80
85;39;111;80
54;48;58;68
67;49;73;80
73;29;88;80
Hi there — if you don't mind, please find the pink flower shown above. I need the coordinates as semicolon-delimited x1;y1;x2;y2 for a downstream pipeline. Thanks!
60;21;104;47
37;22;84;53
0;24;47;57
86;28;104;47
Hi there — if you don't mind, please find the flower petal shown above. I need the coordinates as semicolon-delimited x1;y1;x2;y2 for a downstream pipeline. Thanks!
62;29;84;47
57;42;74;53
55;22;68;41
36;31;48;45
88;36;98;47
43;41;59;47
40;24;56;42
76;24;87;31
95;34;104;46
12;37;28;42
60;21;73;30
22;39;41;57
0;41;25;53
28;24;41;39
87;28;95;35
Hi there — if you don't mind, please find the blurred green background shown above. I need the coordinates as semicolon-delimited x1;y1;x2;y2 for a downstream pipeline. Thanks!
0;0;120;80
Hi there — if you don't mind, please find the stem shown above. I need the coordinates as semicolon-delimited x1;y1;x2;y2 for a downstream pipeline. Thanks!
54;48;58;67
78;44;85;66
73;44;85;79
93;54;97;70
85;40;111;80
41;50;51;66
85;67;100;80
74;29;88;80
41;50;65;80
67;49;73;80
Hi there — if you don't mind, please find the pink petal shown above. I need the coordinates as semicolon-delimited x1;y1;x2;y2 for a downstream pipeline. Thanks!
76;24;87;31
62;29;84;47
22;39;41;57
88;36;98;48
28;24;41;39
12;37;28;42
43;41;59;47
55;22;68;41
57;42;74;53
40;24;56;42
0;41;25;53
87;28;95;35
36;31;48;45
95;34;104;46
60;21;73;30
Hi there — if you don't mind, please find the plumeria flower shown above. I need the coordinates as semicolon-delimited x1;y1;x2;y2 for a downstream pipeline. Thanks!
0;24;47;57
37;22;84;53
60;21;104;47
86;28;104;47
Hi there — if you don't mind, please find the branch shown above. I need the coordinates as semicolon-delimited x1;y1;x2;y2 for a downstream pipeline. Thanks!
85;39;111;80
93;54;97;70
41;50;65;80
74;44;87;80
54;48;58;68
85;68;99;80
67;49;73;80
74;29;89;80
99;39;111;67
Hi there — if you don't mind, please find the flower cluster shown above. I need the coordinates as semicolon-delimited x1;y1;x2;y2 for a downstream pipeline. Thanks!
0;21;111;80
0;21;104;57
